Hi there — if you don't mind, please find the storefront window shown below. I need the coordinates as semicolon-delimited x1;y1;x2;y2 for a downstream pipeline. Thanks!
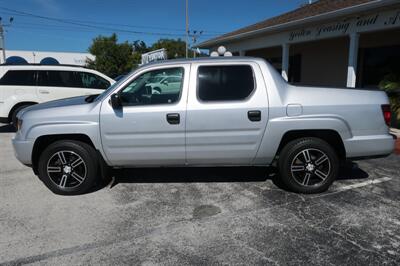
358;45;400;88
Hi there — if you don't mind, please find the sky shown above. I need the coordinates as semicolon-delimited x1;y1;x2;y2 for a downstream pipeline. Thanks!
0;0;308;53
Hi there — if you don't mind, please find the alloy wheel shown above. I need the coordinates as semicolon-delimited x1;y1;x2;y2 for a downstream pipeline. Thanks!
46;150;87;189
290;148;331;187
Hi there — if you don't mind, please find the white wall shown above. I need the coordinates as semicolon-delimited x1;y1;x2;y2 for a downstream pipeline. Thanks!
2;50;94;65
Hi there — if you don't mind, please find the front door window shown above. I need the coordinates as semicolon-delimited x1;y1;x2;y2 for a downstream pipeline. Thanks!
120;67;184;105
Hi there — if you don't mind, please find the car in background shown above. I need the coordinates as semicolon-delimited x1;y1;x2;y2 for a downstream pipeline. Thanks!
147;75;182;94
0;64;115;126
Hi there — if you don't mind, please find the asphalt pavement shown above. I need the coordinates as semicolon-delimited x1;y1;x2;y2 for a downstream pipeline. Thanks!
1;123;399;265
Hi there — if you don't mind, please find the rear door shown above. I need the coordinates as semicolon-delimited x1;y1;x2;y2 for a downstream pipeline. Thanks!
186;62;269;165
0;69;37;107
36;70;83;102
36;70;110;102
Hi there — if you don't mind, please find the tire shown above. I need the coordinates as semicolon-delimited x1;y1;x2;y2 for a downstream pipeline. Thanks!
38;140;99;195
278;137;339;194
11;104;32;127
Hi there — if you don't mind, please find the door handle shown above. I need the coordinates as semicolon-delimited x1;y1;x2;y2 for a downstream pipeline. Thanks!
166;113;180;124
248;110;261;121
39;89;50;94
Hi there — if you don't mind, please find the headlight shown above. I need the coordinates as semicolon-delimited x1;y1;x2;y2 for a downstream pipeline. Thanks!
17;119;23;131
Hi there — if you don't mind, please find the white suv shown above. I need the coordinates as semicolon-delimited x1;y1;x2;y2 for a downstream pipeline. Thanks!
0;64;115;126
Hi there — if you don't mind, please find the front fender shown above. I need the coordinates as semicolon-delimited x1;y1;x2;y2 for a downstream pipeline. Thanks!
25;121;102;149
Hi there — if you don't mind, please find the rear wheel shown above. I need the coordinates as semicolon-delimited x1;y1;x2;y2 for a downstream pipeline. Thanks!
278;138;339;194
38;140;99;195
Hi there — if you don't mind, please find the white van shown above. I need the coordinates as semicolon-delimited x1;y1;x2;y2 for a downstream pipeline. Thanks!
0;64;115;126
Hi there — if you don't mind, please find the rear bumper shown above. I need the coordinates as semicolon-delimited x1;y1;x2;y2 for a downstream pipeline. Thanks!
12;138;34;165
345;134;396;159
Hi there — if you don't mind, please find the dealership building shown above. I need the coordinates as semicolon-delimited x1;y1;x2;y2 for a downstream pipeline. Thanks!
198;0;400;89
0;50;94;66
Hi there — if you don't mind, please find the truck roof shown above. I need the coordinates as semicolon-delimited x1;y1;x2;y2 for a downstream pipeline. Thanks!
143;56;263;67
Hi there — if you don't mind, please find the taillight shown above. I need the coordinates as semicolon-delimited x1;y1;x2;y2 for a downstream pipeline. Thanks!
381;104;391;126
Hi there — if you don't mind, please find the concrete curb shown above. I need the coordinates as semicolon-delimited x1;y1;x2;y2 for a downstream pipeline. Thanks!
391;128;400;155
390;128;400;137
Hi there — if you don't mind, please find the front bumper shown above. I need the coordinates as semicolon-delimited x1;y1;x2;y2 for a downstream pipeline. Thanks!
0;116;9;124
12;138;34;166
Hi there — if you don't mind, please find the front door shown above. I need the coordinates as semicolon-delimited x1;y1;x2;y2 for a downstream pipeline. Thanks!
100;65;189;166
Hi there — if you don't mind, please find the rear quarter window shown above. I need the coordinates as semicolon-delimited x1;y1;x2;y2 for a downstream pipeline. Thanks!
197;65;255;102
0;70;36;86
77;72;111;90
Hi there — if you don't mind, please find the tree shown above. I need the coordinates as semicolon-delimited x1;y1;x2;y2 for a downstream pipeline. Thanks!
86;33;134;78
131;40;149;67
132;40;149;54
151;38;187;59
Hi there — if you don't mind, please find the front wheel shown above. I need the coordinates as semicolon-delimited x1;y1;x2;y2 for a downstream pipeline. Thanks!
278;138;339;194
38;140;99;195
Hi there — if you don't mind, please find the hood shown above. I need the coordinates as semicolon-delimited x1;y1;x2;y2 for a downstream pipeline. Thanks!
18;96;89;117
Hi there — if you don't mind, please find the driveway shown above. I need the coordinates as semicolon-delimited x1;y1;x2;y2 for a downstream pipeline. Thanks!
0;124;399;265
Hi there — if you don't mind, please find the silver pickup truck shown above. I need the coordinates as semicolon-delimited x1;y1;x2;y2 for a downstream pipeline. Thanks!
12;57;395;195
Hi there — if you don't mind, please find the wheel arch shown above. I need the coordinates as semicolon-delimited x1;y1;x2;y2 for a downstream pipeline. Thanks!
32;134;97;175
276;129;346;160
8;101;38;122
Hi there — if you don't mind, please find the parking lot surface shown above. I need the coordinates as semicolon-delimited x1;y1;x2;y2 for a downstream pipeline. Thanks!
1;124;399;265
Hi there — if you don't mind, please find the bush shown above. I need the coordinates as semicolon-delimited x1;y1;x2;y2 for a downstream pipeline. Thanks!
379;73;400;128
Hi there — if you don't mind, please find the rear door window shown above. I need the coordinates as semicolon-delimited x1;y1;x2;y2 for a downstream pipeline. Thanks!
0;70;36;86
37;70;82;87
197;65;255;102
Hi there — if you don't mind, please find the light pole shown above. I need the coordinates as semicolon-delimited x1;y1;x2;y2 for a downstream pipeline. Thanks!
185;0;189;58
0;26;5;64
189;30;203;58
0;17;13;64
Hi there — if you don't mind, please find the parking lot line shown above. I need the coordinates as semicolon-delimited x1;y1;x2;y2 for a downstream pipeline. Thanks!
335;176;392;192
308;176;393;200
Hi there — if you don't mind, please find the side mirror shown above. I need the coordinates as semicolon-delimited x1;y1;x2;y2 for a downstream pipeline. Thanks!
110;93;121;109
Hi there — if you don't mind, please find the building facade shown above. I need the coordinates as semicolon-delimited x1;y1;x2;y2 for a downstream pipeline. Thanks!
1;50;94;66
198;0;400;89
